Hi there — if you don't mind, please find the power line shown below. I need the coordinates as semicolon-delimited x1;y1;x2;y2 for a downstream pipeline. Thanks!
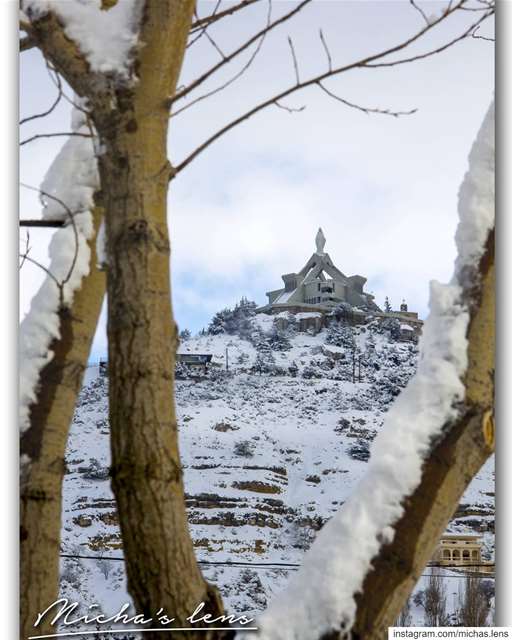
59;553;494;578
60;554;300;569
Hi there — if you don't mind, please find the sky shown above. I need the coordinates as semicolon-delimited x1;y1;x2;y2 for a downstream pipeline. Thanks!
19;0;495;361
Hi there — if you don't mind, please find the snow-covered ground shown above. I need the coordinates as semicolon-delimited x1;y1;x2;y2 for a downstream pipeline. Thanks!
60;313;494;628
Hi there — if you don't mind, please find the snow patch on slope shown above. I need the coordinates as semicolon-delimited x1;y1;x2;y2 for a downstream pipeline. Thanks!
62;326;493;627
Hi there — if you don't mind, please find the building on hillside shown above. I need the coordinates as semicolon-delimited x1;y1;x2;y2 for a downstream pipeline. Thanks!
176;353;213;375
431;534;494;575
257;228;423;338
259;228;380;315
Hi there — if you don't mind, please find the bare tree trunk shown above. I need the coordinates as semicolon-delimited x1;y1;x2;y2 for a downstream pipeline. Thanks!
94;3;226;636
350;235;495;639
22;3;226;635
20;207;105;639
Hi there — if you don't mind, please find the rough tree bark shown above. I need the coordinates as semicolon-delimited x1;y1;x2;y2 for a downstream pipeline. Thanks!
350;233;495;639
22;4;226;638
94;4;227;637
20;206;105;639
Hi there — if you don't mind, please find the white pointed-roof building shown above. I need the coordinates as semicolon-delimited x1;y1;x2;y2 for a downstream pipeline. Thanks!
260;228;380;314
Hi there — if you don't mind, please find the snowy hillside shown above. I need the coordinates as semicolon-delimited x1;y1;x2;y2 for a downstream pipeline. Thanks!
60;308;494;627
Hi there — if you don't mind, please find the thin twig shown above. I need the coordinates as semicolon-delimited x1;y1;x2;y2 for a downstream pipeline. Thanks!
274;100;306;114
20;182;82;286
204;30;227;59
170;0;312;107
45;61;94;122
410;0;430;25
319;29;332;72
173;1;492;176
172;1;272;119
471;24;494;40
288;36;300;85
20;64;63;125
20;132;92;146
364;11;489;68
20;254;62;290
19;231;31;270
317;81;417;117
187;1;222;50
190;0;260;32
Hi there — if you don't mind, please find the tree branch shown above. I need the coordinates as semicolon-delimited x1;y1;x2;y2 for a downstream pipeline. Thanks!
172;1;492;176
287;36;300;85
317;81;417;117
20;9;108;104
170;0;312;107
186;1;222;50
19;231;31;270
20;35;36;51
171;0;272;119
20;63;63;125
189;0;261;32
352;232;495;637
20;254;63;291
274;100;306;113
20;132;92;146
410;0;430;26
204;29;227;60
471;24;494;40
319;29;333;72
20;182;88;286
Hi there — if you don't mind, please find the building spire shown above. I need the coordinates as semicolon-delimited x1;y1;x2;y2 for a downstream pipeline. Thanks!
315;227;326;254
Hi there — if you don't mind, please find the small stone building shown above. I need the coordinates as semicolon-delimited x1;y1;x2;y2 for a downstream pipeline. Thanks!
432;534;493;574
434;534;482;565
176;353;213;374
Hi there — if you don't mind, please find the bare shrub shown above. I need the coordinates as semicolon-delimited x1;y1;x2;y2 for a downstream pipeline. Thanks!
423;570;450;626
396;595;412;626
457;574;490;626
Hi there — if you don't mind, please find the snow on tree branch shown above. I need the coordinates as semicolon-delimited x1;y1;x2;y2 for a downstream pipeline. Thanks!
21;0;143;79
455;101;495;277
256;100;494;640
19;106;99;434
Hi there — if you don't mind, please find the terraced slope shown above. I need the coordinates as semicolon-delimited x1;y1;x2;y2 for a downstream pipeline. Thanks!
60;317;494;621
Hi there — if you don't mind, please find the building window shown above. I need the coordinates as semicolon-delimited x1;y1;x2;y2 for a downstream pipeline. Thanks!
443;550;451;559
